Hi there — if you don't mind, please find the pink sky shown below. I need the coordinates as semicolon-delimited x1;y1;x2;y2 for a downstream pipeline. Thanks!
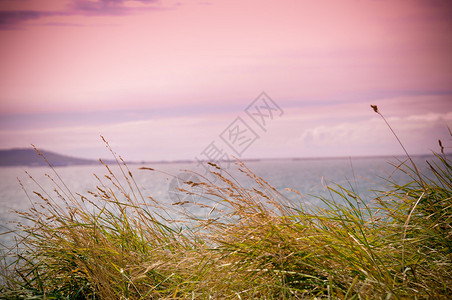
0;0;451;161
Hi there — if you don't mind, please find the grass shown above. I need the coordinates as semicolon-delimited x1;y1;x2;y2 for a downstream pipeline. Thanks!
0;109;451;299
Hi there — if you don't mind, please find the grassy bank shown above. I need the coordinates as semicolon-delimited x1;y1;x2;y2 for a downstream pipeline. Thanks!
1;121;451;299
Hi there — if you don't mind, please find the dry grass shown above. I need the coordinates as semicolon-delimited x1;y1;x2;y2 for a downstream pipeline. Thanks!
0;123;451;299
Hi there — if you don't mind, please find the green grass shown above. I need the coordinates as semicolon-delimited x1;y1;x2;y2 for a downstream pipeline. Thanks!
1;115;451;299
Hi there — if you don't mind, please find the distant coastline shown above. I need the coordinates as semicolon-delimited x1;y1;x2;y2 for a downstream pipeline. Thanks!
0;148;109;167
0;148;441;167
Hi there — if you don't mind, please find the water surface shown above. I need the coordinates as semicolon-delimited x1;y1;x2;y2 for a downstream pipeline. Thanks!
0;156;434;249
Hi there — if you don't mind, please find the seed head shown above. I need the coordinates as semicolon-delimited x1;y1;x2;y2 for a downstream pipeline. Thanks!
439;139;444;154
370;105;379;113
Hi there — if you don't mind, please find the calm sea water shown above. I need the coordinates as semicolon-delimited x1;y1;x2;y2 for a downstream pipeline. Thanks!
0;156;435;249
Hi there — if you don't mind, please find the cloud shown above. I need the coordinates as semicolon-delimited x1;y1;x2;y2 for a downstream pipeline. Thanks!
294;111;452;157
0;10;62;29
0;0;161;29
0;114;226;161
71;0;158;16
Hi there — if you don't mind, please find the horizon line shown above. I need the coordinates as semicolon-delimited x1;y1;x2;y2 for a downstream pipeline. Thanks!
0;147;443;167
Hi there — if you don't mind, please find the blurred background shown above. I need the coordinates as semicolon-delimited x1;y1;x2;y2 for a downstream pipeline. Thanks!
0;0;451;162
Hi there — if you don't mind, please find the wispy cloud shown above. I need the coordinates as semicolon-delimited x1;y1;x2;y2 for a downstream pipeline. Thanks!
0;10;63;29
0;0;162;29
71;0;159;16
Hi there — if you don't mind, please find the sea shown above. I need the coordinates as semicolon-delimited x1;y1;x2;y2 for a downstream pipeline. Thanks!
0;155;437;250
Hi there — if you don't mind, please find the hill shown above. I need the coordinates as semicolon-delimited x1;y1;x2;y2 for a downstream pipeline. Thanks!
0;148;102;167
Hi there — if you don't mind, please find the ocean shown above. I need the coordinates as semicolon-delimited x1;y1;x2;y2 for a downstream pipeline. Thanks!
0;155;435;249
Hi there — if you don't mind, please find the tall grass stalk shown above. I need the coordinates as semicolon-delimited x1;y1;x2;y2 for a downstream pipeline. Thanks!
370;105;425;189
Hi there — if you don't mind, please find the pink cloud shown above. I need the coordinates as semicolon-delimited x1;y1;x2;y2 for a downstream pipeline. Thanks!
0;0;165;29
0;10;64;29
